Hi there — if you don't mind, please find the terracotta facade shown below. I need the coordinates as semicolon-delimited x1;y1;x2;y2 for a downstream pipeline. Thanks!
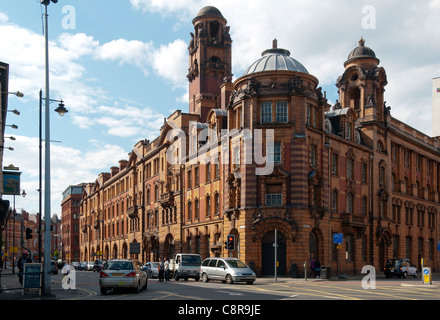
79;6;439;276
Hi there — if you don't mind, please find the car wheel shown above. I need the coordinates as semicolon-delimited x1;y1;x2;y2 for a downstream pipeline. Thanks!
202;273;209;283
134;281;141;293
174;273;180;281
403;272;408;279
413;271;418;278
225;274;234;285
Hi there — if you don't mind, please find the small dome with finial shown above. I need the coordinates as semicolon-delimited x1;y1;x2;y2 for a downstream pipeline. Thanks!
345;38;379;66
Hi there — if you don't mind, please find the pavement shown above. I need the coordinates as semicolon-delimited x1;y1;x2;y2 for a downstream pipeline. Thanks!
1;266;439;300
0;267;87;300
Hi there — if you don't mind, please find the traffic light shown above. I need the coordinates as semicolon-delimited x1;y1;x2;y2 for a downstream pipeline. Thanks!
226;235;235;250
26;227;33;239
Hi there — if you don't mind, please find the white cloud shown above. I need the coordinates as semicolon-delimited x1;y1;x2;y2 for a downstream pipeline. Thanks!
130;0;203;18
2;135;129;215
0;12;181;139
151;39;188;89
0;12;8;23
129;0;440;135
96;38;154;75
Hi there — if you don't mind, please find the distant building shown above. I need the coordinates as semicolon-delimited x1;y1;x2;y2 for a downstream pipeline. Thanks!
79;6;439;276
61;184;86;263
433;77;440;137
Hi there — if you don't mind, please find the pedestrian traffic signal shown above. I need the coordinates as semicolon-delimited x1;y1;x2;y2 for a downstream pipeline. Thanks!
226;235;235;250
25;227;33;239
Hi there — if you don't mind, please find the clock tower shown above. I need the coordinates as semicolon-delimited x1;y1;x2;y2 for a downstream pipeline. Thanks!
187;6;232;122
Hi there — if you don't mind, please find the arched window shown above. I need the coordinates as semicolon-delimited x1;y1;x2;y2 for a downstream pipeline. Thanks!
332;189;338;212
206;195;211;217
187;201;192;221
346;193;354;214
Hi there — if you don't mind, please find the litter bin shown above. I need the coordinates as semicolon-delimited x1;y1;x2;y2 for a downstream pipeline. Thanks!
321;266;331;279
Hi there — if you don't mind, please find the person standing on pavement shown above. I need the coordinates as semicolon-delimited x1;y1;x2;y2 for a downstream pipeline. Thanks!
164;257;170;281
309;257;316;278
315;258;321;279
17;251;30;286
158;257;164;282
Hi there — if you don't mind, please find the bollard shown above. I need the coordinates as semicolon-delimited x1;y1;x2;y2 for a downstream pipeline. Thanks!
304;261;307;281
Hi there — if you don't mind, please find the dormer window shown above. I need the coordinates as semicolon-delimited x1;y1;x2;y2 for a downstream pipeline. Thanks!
345;121;352;141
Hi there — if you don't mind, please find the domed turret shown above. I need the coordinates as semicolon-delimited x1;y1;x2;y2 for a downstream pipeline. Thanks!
243;39;309;76
337;38;387;122
193;6;226;24
344;37;379;67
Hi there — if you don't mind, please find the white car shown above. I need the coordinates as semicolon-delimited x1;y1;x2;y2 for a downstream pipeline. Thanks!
99;259;148;294
87;261;94;271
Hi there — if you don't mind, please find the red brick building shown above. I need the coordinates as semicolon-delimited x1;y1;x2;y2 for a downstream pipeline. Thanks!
61;184;85;263
80;6;439;277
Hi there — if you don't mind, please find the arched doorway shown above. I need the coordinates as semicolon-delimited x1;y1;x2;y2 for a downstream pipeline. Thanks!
164;234;175;260
262;230;286;276
379;230;392;269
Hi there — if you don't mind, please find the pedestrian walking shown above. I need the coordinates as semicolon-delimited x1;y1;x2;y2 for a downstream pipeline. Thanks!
158;257;164;282
17;251;30;286
164;257;170;281
309;257;316;278
315;258;321;279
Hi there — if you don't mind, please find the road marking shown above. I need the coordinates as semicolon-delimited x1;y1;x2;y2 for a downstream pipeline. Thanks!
153;290;205;300
64;287;97;300
315;283;419;300
217;290;243;296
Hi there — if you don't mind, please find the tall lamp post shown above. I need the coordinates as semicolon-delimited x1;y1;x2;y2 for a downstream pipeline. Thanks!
41;0;68;296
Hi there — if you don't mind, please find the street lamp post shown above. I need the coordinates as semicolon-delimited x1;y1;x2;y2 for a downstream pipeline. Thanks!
41;0;67;296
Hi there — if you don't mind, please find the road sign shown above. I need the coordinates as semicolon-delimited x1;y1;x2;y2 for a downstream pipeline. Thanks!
23;263;42;295
333;233;343;244
130;242;140;254
422;267;432;285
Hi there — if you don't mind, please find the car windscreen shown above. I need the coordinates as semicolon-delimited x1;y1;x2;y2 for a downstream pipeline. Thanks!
103;261;133;270
181;255;202;266
226;260;247;268
385;260;399;268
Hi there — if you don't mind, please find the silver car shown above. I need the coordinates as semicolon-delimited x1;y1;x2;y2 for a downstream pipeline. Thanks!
99;259;148;294
142;262;160;278
200;257;256;284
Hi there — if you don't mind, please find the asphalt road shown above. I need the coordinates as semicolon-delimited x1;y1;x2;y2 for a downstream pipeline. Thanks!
52;269;440;301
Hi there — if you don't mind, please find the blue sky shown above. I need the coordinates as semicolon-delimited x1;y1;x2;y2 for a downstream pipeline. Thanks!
1;0;440;216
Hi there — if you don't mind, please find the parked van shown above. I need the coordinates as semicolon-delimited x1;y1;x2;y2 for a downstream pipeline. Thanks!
170;253;202;281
